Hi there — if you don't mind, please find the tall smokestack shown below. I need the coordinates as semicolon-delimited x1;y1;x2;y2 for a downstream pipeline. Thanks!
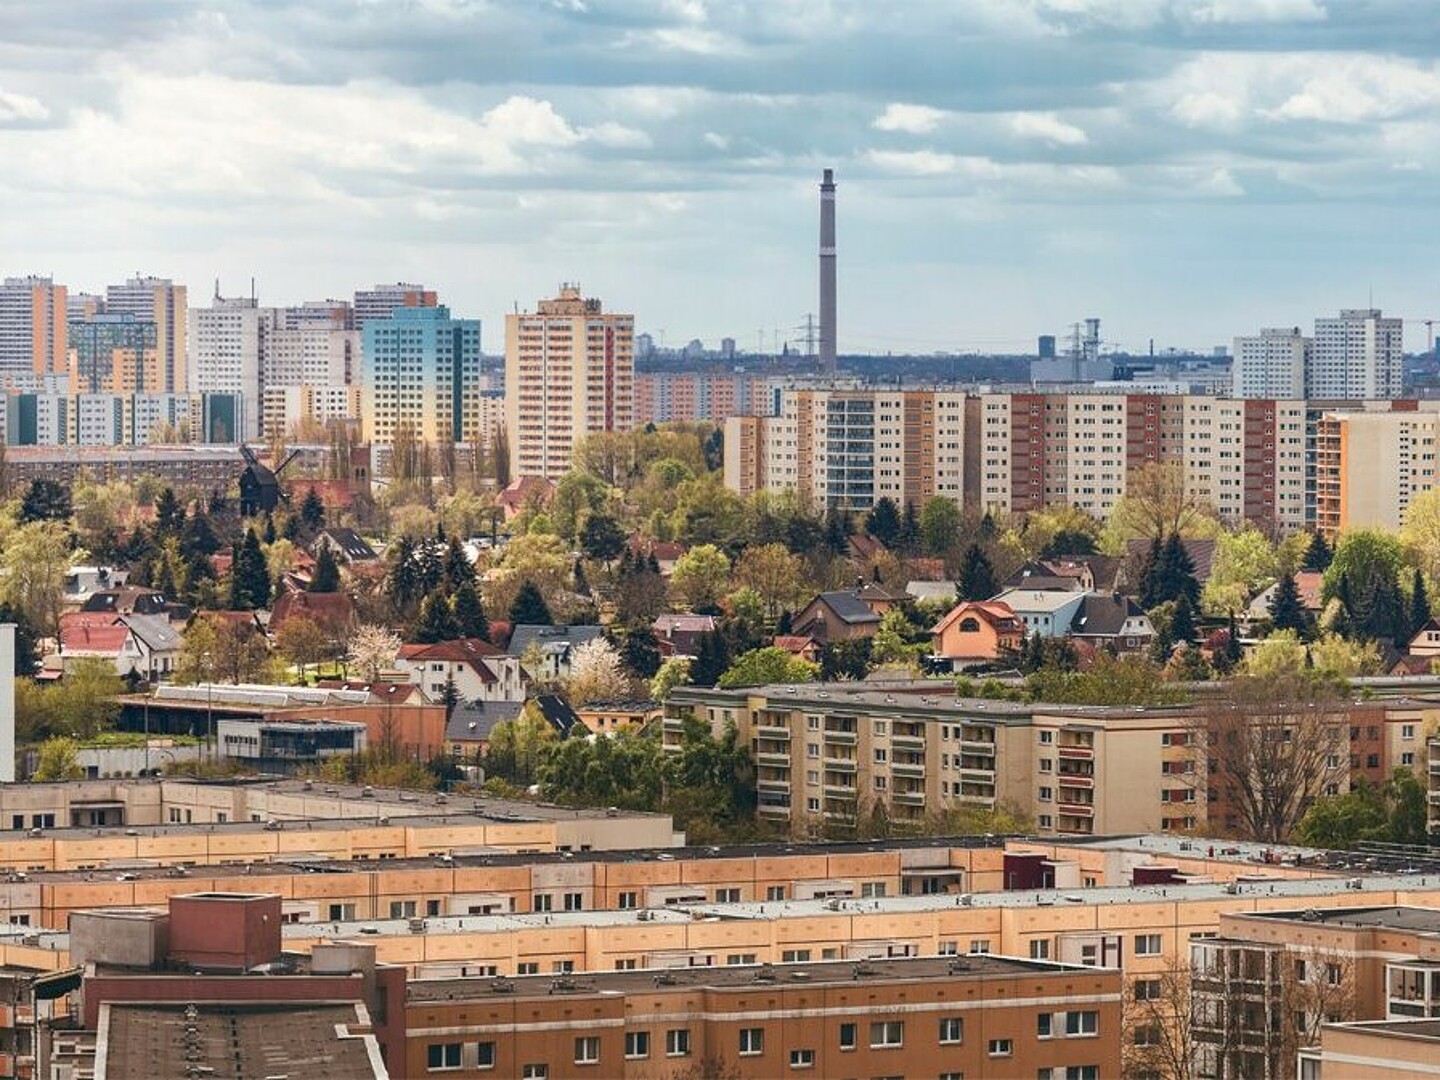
0;624;14;783
819;168;837;375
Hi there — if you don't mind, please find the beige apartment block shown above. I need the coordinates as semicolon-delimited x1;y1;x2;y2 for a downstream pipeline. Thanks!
1302;1019;1440;1079
1316;409;1440;534
505;284;633;480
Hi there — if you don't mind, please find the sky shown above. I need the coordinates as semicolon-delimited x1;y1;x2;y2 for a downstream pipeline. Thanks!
1;0;1439;355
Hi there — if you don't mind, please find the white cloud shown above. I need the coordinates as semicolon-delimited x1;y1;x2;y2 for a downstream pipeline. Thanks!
873;102;946;135
637;26;735;55
1009;111;1088;145
702;131;730;150
1185;0;1325;24
866;148;962;175
1196;166;1244;196
584;121;652;149
0;87;48;123
1268;56;1440;123
481;95;581;147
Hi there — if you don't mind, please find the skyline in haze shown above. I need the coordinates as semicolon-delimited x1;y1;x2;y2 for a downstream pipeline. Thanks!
2;1;1438;355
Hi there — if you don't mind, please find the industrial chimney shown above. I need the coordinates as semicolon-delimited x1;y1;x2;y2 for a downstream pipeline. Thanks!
819;168;837;375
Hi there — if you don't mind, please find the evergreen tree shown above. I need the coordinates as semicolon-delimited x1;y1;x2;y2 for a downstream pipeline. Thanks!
1268;570;1308;636
299;488;326;535
386;536;421;612
228;529;271;610
1137;537;1163;609
957;544;998;601
309;545;341;593
1171;595;1197;644
898;502;920;555
1332;572;1354;638
824;508;853;555
865;498;902;548
443;537;475;590
620;628;662;679
508;580;554;627
262;514;277;545
1222;610;1244;669
0;603;39;677
1302;531;1333;572
452;581;489;641
1157;533;1201;608
439;672;460;720
580;512;626;566
412;589;461;644
775;610;794;635
179;510;221;558
690;631;731;687
1411;568;1431;639
153;487;184;536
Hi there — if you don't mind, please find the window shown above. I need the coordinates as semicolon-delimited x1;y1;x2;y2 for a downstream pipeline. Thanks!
1133;979;1161;1001
427;1043;462;1071
666;1029;691;1057
727;953;757;965
874;748;888;763
969;940;991;955
839;1022;857;1050
874;720;887;735
625;1032;649;1059
390;900;417;918
988;1038;1013;1057
1066;1011;1098;1036
552;960;574;974
783;949;811;963
739;1028;764;1055
1038;786;1052;802
716;888;740;903
1066;1068;1099;1080
1039;814;1053;828
1037;1013;1053;1038
939;1074;964;1080
939;1017;963;1044
1403;724;1416;739
476;1042;495;1069
521;1067;548;1080
861;882;887;898
790;1048;815;1069
574;1037;600;1065
564;892;584;911
518;962;539;975
1134;934;1162;956
1030;939;1051;960
328;903;355;921
1403;752;1415;766
870;1020;904;1048
767;886;786;900
1039;730;1054;744
533;893;552;912
1326;963;1342;986
618;891;638;909
1039;758;1052;772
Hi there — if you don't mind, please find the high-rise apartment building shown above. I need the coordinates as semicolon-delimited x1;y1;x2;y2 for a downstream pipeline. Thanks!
1311;308;1404;399
504;284;634;480
352;283;436;330
1314;407;1439;534
361;305;481;449
1233;327;1310;399
187;294;273;440
104;276;187;392
0;275;67;379
68;314;160;393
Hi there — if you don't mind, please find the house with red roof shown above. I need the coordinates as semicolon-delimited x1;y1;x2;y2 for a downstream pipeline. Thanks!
269;590;355;636
395;637;527;704
930;600;1025;665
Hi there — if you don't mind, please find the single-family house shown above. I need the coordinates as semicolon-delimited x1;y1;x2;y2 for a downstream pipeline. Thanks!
930;600;1025;664
793;584;900;644
507;625;606;680
396;638;527;703
990;588;1089;639
1068;594;1155;652
312;527;379;564
652;614;717;657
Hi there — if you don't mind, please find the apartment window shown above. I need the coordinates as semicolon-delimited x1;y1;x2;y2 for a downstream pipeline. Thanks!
625;1032;650;1059
727;953;757;965
790;1048;815;1069
476;1042;495;1069
563;892;584;911
874;748;888;763
666;1029;691;1057
1403;724;1416;739
767;886;786;901
1326;963;1342;986
614;958;637;970
716;887;741;903
1066;1068;1099;1080
1039;730;1054;744
870;1020;904;1048
573;1037;600;1065
783;949;812;963
533;894;552;912
873;720;887;735
937;941;958;956
939;1017;963;1045
807;716;820;730
969;940;991;955
807;798;820;812
839;1022;857;1050
1039;815;1053;829
1066;1011;1098;1036
552;960;574;974
861;882;887;898
1134;934;1162;956
739;1028;764;1056
390;901;417;919
1038;1013;1053;1038
618;891;638;909
807;744;820;758
1134;979;1161;1001
939;1074;964;1080
988;1039;1013;1057
1038;786;1053;802
1367;754;1380;768
427;1043;462;1071
1030;939;1051;960
328;903;355;921
521;1067;548;1080
518;962;539;975
1039;758;1052;772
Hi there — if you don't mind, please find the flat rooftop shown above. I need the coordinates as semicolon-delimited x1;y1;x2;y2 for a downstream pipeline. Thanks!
1248;905;1440;934
407;953;1096;1002
99;1002;382;1080
1330;1018;1440;1040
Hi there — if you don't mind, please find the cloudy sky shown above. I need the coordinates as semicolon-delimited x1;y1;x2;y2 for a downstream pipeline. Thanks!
2;0;1438;355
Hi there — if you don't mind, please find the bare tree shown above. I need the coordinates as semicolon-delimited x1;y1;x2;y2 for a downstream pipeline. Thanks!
1191;673;1348;843
1280;946;1357;1073
1122;957;1195;1080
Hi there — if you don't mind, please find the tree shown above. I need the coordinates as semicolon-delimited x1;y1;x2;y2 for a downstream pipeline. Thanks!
865;497;902;549
619;628;662;679
0;521;71;638
228;529;271;610
669;544;731;612
508;580;554;627
298;488;326;536
1201;527;1278;616
1196;672;1348;843
733;544;806;619
1112;460;1209;541
919;497;962;559
1268;570;1309;637
411;589;461;644
717;646;818;689
1301;530;1333;572
1121;953;1195;1080
483;702;559;786
615;561;669;627
1170;595;1197;645
1296;768;1426;850
32;737;83;781
19;478;71;523
579;512;627;566
1158;533;1201;608
1323;529;1406;641
309;544;341;593
869;607;926;668
957;544;997;601
650;656;692;700
1411;567;1431;639
690;631;731;687
349;623;401;682
565;638;632;705
276;617;329;680
1027;654;1185;707
451;581;489;641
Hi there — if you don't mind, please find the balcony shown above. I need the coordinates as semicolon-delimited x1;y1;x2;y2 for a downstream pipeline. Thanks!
891;761;925;778
892;791;926;806
1057;745;1094;760
824;758;858;773
824;730;858;746
892;734;925;751
824;783;858;799
756;752;791;767
758;802;790;818
1058;802;1095;817
1057;774;1094;789
959;740;995;755
757;778;791;792
757;725;791;741
663;715;686;731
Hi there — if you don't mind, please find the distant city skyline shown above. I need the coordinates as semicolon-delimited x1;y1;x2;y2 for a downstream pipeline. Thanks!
1;2;1438;353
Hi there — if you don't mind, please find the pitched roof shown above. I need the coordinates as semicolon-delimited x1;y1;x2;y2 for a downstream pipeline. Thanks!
399;638;507;673
1003;562;1083;592
811;590;883;624
498;475;556;510
906;580;960;603
773;635;819;654
120;613;180;652
507;624;606;657
653;614;718;636
315;680;425;704
60;622;129;655
80;586;169;614
532;693;582;737
316;527;377;561
1069;593;1150;637
270;590;354;633
991;588;1088;615
446;698;526;743
931;600;1024;636
1124;537;1218;583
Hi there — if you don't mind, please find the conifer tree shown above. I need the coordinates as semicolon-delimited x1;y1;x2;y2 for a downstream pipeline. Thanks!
412;589;461;644
508;580;554;627
309;545;341;593
1268;570;1308;636
452;581;489;641
957;544;998;601
228;529;272;610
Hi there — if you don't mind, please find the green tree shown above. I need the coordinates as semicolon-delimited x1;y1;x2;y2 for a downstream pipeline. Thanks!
309;544;341;593
865;497;902;549
153;486;185;536
298;488;326;536
956;544;997;601
32;736;83;781
1301;530;1333;572
580;512;627;566
1269;570;1309;637
0;521;71;638
919;497;962;559
1297;770;1426;850
690;631;731;687
508;580;554;627
1410;567;1431;639
717;646;818;689
1201;527;1278;616
412;589;461;644
19;478;71;523
650;656;692;700
48;659;123;738
669;544;731;612
1027;654;1185;707
483;702;559;786
733;544;807;620
276;616;330;680
1323;529;1406;640
228;529;271;611
620;628;662;680
452;581;489;641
